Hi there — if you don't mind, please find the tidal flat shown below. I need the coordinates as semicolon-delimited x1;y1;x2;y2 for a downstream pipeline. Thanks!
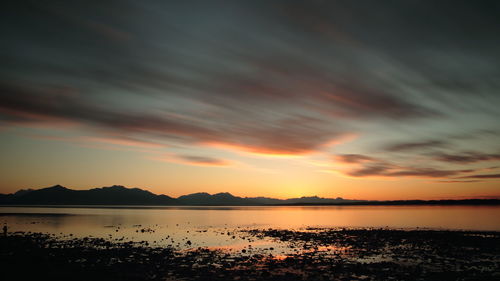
1;228;499;281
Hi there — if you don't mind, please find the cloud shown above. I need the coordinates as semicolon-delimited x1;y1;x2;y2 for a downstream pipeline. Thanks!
334;154;376;164
23;134;163;154
385;168;471;178
347;163;392;177
176;155;231;166
202;54;438;120
384;140;447;152
336;153;475;179
0;82;214;138
2;0;500;169
337;148;500;179
458;174;500;179
435;180;481;183
347;165;468;179
81;137;164;148
434;152;500;164
0;82;351;155
151;154;232;167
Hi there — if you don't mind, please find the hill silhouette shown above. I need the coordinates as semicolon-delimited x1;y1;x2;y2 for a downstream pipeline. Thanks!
0;185;498;206
178;192;259;205
0;185;178;205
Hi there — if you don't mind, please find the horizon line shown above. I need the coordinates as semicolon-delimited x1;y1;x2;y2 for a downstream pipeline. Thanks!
3;184;500;202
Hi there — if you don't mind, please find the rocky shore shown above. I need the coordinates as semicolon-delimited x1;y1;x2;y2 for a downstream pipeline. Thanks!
1;228;499;281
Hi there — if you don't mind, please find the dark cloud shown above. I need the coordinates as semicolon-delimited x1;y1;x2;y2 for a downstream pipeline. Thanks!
338;139;500;179
0;0;446;123
202;57;437;120
0;81;344;155
458;174;500;179
175;155;230;167
347;164;469;179
434;152;500;164
1;0;500;163
335;154;375;164
337;153;474;179
384;140;447;152
386;168;471;178
435;180;482;184
347;163;392;177
0;82;214;139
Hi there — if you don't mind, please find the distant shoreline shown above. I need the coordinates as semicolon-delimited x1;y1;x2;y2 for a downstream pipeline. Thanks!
2;185;499;207
0;198;499;208
272;199;500;206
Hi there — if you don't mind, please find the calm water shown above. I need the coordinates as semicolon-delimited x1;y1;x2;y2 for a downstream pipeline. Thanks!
1;205;499;253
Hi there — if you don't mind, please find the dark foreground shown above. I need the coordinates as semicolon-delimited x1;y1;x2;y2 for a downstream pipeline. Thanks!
1;229;499;281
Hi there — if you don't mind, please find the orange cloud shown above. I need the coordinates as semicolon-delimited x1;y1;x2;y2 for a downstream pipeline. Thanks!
202;133;356;158
150;153;233;167
201;141;307;158
81;137;164;148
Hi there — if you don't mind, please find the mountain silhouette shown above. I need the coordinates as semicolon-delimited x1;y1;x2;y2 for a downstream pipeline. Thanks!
177;192;360;205
0;185;497;206
178;192;260;205
0;185;178;205
0;185;355;206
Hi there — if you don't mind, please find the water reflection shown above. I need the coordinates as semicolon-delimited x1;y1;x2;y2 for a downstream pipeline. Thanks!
1;205;499;252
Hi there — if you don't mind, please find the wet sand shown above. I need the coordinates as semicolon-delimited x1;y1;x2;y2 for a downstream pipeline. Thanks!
1;228;499;281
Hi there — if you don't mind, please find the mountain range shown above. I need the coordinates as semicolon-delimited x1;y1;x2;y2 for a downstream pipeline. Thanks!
0;185;355;206
0;185;498;206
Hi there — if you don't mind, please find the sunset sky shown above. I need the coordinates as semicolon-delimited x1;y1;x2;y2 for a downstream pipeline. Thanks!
1;0;499;200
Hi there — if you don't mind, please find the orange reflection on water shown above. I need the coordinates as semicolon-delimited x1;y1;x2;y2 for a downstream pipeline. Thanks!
0;205;499;251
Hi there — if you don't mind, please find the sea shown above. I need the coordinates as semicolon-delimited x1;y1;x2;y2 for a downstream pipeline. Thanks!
1;205;499;253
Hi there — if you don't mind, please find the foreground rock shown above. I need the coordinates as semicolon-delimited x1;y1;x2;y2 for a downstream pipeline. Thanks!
1;229;499;281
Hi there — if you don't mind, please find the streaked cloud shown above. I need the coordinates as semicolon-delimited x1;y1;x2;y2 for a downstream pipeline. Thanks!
1;0;500;197
384;140;447;152
334;154;375;164
175;155;232;167
151;153;232;167
434;180;481;184
458;174;500;179
336;153;476;179
434;152;500;164
0;81;348;155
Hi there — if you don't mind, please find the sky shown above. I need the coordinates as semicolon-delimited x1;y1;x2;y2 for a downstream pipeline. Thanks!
1;0;500;200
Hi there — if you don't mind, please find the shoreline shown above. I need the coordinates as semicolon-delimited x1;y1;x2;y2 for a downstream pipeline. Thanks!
1;228;499;281
1;201;499;208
